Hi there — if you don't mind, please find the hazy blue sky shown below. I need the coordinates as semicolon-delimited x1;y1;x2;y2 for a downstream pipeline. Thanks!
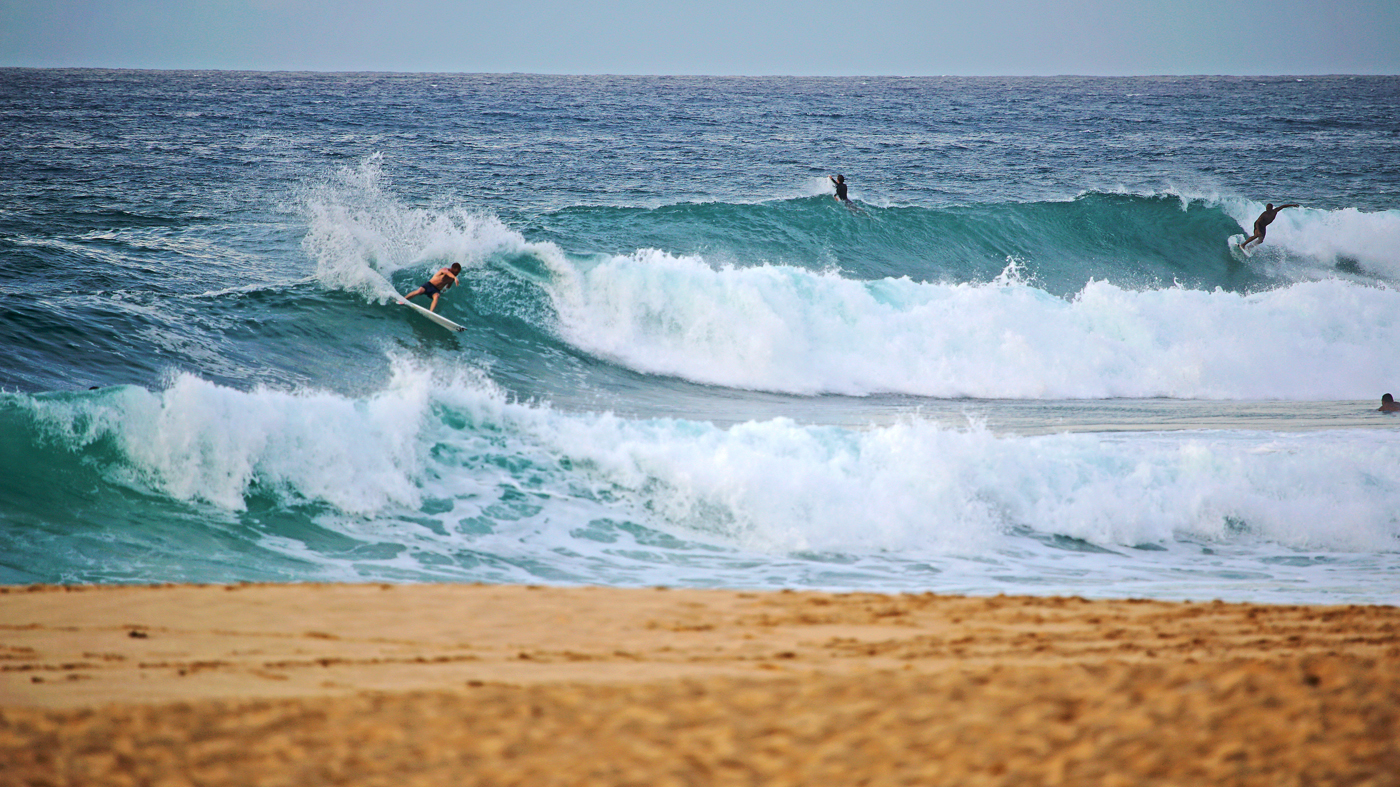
2;0;1397;75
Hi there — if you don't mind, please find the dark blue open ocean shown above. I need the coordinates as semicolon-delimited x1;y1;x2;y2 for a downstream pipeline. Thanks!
2;70;1398;602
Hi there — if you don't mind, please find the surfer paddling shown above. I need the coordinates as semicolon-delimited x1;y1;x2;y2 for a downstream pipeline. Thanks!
1380;394;1400;413
1238;202;1299;250
403;263;461;313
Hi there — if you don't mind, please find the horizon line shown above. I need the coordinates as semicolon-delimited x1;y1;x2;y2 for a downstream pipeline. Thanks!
3;65;1397;79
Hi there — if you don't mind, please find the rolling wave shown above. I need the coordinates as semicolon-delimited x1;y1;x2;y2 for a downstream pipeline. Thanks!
534;192;1400;291
301;163;1400;400
3;370;1397;587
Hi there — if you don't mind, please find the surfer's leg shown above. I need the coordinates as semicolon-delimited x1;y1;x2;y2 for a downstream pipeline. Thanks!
429;294;440;312
404;287;425;301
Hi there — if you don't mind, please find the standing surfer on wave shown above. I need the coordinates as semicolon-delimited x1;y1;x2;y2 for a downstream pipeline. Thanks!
403;263;461;313
1238;202;1299;250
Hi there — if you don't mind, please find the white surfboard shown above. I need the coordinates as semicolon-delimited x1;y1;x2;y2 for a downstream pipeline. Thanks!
1228;234;1253;260
399;298;465;332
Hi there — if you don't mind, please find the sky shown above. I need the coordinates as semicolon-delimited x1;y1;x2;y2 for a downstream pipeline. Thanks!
1;0;1397;76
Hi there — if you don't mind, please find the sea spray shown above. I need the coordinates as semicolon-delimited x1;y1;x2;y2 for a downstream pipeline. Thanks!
300;156;523;300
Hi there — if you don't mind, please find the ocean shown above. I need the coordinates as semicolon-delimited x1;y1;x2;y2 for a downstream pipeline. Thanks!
2;69;1398;603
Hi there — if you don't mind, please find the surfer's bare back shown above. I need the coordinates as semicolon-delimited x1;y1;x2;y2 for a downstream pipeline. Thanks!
1238;202;1299;250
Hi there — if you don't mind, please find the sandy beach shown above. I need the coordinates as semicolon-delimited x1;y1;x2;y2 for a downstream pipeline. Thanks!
2;583;1398;785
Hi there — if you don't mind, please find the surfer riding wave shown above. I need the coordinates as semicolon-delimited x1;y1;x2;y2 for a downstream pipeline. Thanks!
403;263;461;312
1238;203;1299;251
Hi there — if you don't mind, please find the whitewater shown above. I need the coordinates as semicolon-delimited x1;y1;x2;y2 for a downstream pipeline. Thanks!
1;71;1397;602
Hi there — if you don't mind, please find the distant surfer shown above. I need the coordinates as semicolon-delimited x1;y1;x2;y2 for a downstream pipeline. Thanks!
829;174;850;203
403;263;461;313
1380;394;1400;413
1238;203;1299;250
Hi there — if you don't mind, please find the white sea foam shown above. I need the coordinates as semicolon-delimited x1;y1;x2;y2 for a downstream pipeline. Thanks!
514;406;1400;556
17;365;1398;601
28;370;1400;560
549;250;1400;400
32;366;442;513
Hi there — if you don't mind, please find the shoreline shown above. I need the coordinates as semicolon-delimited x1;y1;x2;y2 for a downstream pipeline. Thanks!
3;583;1398;784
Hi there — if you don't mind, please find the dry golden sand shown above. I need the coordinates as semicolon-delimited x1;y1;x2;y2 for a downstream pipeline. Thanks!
1;583;1398;786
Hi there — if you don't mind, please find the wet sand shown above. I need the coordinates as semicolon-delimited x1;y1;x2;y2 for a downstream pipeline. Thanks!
2;583;1398;785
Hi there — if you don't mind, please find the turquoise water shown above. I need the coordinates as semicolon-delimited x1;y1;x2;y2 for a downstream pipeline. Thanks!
1;71;1398;602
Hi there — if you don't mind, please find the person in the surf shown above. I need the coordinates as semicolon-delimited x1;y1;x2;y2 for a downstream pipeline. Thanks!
403;263;461;313
1238;202;1299;250
1380;393;1400;413
829;174;850;203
